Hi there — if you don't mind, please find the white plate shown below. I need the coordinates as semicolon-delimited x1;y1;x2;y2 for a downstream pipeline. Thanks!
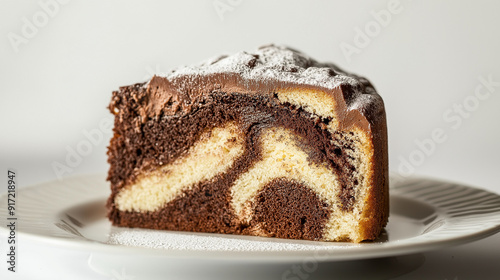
1;174;500;262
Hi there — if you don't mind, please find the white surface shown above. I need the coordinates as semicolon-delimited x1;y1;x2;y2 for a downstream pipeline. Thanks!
1;0;500;279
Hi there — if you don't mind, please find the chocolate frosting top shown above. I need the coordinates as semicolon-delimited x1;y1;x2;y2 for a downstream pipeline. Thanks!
124;45;384;133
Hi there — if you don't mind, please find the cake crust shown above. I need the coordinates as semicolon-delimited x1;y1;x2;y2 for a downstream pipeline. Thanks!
107;45;389;242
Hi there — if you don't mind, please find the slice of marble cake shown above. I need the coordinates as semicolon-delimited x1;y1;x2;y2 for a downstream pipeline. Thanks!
106;45;389;242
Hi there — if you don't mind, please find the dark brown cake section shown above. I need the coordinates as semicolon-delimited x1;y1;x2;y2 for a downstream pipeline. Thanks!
251;178;330;240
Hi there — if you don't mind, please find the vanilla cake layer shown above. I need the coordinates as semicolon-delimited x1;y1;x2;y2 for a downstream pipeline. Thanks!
107;45;388;242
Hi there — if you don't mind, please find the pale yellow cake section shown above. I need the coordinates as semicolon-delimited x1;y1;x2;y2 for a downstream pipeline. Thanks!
115;122;245;212
276;88;338;129
324;127;373;242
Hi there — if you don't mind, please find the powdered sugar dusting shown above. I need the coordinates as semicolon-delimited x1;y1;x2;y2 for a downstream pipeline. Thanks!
108;230;356;251
157;45;363;91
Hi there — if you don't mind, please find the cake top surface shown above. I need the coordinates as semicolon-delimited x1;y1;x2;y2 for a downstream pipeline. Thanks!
121;45;384;128
151;44;374;93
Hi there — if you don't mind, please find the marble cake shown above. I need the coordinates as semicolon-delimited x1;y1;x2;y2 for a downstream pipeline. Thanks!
106;45;389;242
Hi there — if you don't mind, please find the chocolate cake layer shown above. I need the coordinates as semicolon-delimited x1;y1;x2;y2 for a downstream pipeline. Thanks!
251;178;330;240
107;45;389;242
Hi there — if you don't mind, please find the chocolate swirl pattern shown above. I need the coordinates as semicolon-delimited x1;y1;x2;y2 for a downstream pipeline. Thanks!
106;45;389;242
115;122;245;212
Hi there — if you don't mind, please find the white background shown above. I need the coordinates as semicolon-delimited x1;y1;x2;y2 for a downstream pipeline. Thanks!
1;0;499;279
